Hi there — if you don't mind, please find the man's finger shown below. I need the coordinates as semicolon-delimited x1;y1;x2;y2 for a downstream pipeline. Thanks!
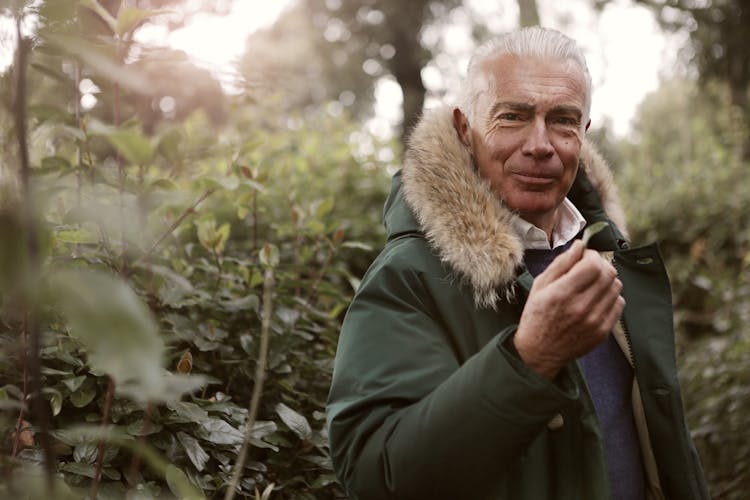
536;239;585;285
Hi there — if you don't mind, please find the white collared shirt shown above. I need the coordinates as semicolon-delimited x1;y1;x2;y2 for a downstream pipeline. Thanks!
512;198;587;250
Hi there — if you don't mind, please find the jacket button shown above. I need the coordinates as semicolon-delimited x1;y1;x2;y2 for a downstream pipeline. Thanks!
547;413;564;430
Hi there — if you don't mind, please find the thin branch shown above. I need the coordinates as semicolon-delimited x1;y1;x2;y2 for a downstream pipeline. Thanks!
224;268;275;500
127;402;154;487
14;13;55;483
89;376;115;500
11;315;30;457
134;188;216;265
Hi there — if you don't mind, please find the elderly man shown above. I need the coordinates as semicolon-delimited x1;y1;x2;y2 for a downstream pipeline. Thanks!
327;27;709;500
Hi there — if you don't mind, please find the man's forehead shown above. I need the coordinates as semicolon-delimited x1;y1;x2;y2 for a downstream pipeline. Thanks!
477;55;587;105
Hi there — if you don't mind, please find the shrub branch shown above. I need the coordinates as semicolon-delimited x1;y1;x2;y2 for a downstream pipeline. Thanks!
224;268;275;500
13;13;56;483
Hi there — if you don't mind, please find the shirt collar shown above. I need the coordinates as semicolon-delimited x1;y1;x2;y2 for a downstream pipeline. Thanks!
512;198;587;250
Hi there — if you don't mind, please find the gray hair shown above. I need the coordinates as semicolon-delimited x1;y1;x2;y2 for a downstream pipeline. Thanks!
459;27;592;127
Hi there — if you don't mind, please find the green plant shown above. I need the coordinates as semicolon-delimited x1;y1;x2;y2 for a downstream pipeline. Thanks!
0;1;393;498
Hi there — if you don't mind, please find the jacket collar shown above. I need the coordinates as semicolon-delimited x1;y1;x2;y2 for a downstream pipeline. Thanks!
395;106;629;309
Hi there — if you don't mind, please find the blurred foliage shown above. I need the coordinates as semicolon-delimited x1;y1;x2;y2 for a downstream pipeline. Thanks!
595;0;750;157
0;1;393;498
242;0;525;144
616;79;750;499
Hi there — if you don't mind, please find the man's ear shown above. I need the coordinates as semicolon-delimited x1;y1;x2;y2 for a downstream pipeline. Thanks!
453;108;471;148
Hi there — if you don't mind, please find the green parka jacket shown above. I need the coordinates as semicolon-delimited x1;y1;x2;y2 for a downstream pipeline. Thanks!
326;107;710;500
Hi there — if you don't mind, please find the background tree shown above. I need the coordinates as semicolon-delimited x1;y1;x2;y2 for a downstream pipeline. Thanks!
595;0;750;158
242;0;540;146
615;77;750;499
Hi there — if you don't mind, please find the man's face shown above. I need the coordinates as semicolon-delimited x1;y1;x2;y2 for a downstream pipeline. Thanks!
454;54;589;232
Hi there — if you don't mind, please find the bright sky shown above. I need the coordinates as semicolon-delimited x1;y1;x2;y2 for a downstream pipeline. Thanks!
1;0;680;137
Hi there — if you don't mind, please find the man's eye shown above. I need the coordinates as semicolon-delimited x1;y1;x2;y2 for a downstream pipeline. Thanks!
498;113;522;121
553;116;579;126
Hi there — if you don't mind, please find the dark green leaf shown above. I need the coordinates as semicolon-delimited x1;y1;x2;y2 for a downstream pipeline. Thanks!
169;401;209;423
582;221;609;247
70;387;97;408
275;403;312;441
177;431;210;472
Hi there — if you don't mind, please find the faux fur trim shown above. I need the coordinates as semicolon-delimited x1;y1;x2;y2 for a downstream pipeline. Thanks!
402;106;628;309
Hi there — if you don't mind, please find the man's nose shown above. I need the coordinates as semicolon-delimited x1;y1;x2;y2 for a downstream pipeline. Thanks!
521;118;554;159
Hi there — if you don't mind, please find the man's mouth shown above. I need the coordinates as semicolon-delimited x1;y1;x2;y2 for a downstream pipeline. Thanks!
512;173;558;186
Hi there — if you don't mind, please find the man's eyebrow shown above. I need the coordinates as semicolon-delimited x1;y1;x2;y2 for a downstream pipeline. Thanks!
549;105;583;120
487;102;583;121
489;101;535;117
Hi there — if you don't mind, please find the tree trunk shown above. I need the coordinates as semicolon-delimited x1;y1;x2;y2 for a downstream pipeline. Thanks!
391;33;426;147
383;2;429;147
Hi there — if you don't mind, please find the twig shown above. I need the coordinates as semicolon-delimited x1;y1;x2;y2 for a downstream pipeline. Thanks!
13;13;56;484
307;236;342;304
127;402;154;487
134;188;216;265
11;314;30;457
89;376;115;500
224;268;274;500
252;191;258;251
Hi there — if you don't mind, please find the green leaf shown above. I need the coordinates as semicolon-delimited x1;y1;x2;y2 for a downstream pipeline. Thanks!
41;156;72;171
150;178;178;190
176;431;210;472
60;461;96;478
165;464;204;500
196;218;230;254
342;241;373;251
239;334;254;354
219;294;259;313
314;197;334;219
49;269;165;402
43;387;63;416
199;418;243;446
107;128;154;166
127;420;163;436
70;387;97;408
214;223;230;254
156;128;184;164
258;482;275;500
275;403;312;441
582;221;609;247
73;441;98;464
169;401;209;423
62;375;87;392
43;32;151;93
200;175;239;191
55;227;99;245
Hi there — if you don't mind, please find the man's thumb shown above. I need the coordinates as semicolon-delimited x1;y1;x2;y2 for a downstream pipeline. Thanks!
538;240;585;283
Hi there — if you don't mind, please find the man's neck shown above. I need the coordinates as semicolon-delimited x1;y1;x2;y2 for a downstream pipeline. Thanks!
520;209;560;245
513;199;587;250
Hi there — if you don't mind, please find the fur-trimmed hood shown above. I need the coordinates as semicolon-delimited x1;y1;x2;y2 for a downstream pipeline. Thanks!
393;106;628;309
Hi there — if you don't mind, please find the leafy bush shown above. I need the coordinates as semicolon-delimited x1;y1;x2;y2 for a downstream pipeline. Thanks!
0;2;393;498
616;79;750;499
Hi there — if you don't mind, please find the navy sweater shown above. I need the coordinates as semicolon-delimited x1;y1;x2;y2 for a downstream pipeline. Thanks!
524;245;646;500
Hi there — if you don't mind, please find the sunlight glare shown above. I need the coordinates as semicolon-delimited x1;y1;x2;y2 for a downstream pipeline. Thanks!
167;1;292;70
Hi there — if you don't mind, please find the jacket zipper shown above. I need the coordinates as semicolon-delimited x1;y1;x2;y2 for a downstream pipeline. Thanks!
611;252;667;500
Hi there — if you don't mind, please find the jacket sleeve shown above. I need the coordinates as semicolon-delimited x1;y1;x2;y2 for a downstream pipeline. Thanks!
326;243;582;499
